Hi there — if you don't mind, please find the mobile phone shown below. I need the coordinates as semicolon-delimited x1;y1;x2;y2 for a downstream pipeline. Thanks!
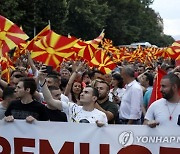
177;115;180;126
42;66;53;74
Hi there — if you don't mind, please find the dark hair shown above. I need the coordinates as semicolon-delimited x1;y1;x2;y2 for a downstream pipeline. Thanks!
90;70;104;79
47;74;60;83
96;79;110;90
166;65;175;72
10;70;23;77
60;78;68;91
14;74;24;78
144;73;154;86
20;77;37;95
86;86;99;98
138;65;145;70
162;73;180;89
49;70;61;77
82;71;90;80
2;86;15;100
112;73;124;88
48;86;60;91
71;81;83;103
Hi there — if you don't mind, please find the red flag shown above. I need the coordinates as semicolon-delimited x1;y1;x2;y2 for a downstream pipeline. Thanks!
148;68;167;107
175;56;180;66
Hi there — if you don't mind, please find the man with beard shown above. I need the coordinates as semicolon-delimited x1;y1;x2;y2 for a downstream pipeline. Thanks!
95;80;118;124
144;73;180;128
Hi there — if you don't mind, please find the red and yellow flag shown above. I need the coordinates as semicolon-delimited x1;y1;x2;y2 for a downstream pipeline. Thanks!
86;29;105;45
90;49;116;74
31;30;79;68
0;15;29;56
72;40;98;62
26;25;51;51
0;54;15;83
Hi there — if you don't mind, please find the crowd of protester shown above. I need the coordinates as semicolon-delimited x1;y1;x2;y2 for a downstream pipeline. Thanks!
0;50;180;128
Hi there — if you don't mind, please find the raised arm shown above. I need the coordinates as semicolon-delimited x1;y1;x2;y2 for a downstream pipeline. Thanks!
26;50;38;75
64;61;86;96
38;71;62;110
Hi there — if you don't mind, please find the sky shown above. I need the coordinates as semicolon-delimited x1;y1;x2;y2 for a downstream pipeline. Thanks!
151;0;180;40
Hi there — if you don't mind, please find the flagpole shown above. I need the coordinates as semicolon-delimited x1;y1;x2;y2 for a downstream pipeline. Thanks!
48;20;51;29
34;26;36;37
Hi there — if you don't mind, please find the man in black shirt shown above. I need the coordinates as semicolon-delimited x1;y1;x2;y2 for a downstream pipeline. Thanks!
5;77;49;122
95;80;118;124
45;86;67;122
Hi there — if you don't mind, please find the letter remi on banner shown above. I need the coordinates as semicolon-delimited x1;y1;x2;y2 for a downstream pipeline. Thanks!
0;120;180;154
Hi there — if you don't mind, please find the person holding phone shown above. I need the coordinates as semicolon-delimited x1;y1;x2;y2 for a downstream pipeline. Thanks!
109;73;125;106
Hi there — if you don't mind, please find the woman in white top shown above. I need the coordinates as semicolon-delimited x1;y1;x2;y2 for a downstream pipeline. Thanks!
109;73;125;106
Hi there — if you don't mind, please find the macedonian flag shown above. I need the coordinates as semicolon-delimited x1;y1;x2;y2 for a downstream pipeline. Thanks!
0;15;29;56
27;25;51;51
0;54;15;83
72;40;98;62
31;30;79;68
90;49;116;74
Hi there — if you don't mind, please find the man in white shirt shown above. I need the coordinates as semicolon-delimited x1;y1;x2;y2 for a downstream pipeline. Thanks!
119;65;143;124
39;71;108;127
144;73;180;127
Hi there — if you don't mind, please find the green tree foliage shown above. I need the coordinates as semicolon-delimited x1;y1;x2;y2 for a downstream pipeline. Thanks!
0;0;68;38
64;0;110;40
35;0;68;35
105;0;174;46
0;0;175;46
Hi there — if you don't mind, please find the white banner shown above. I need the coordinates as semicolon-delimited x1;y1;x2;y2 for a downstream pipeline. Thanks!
0;120;180;154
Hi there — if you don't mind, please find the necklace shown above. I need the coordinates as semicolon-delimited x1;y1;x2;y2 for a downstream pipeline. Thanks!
166;100;179;121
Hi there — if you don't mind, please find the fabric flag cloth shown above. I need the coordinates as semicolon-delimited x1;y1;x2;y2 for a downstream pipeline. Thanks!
86;29;105;45
90;49;116;74
155;47;176;59
26;25;51;51
72;40;98;62
148;68;167;108
0;54;15;83
0;15;29;56
31;30;79;68
170;40;180;66
14;25;51;61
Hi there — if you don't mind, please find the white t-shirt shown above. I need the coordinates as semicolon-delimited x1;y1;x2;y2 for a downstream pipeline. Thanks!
61;101;108;124
145;98;180;126
109;88;126;102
